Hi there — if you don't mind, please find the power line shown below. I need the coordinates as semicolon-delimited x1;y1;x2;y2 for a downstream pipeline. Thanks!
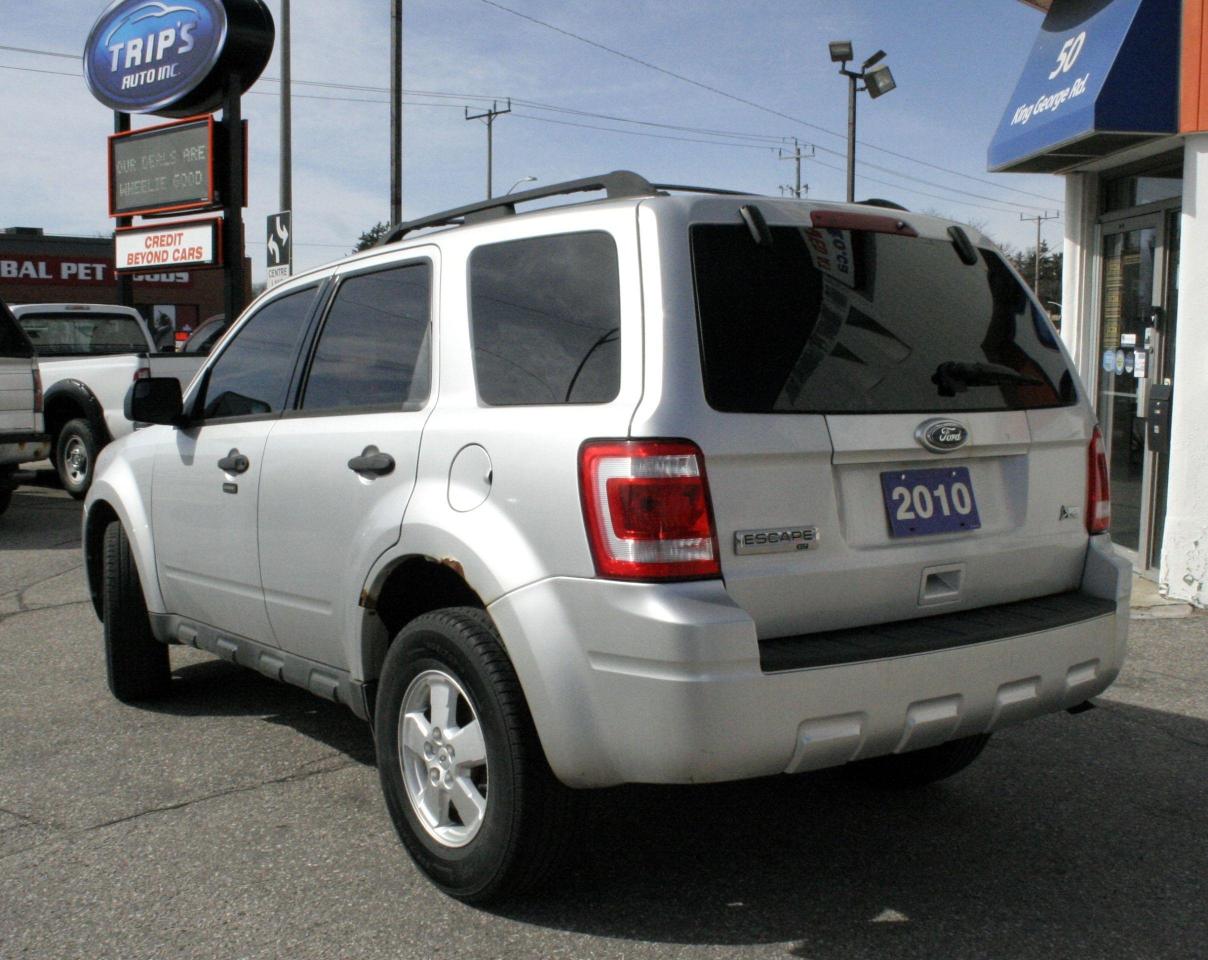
473;0;1065;206
5;38;1062;207
2;42;1060;214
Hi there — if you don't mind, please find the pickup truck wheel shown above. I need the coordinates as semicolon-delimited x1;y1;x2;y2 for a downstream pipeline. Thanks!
102;521;171;702
844;733;992;788
56;418;99;499
375;607;576;903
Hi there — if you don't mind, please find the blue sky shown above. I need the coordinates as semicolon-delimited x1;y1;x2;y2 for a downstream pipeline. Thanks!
1;1;1061;282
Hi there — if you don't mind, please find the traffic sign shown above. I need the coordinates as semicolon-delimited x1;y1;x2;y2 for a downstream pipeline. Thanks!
266;211;292;289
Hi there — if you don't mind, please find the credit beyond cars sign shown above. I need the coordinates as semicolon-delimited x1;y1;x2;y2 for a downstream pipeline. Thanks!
83;0;274;117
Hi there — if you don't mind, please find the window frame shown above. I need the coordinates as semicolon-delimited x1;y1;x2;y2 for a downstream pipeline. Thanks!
287;255;436;420
466;229;623;408
188;281;327;426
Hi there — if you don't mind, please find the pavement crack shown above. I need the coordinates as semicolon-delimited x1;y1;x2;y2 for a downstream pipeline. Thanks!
0;804;46;828
82;756;359;833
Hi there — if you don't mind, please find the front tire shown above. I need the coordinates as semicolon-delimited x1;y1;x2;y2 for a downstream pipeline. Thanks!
844;734;991;788
375;607;575;903
56;418;99;499
102;521;171;702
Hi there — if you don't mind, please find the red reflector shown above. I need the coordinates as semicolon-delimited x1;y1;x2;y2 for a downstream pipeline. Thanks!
580;440;720;581
1087;426;1111;535
32;368;43;414
133;366;151;381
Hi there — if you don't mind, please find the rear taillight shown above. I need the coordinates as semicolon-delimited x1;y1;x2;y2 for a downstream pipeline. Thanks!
133;366;150;382
1087;426;1111;535
579;440;721;581
32;368;43;414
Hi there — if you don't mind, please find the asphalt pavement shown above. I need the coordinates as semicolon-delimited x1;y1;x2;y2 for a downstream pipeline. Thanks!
1;476;1206;960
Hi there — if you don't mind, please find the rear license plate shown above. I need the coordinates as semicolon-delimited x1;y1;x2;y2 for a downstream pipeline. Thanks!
881;466;981;538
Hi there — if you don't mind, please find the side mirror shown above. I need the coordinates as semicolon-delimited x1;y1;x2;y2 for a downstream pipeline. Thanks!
125;377;183;425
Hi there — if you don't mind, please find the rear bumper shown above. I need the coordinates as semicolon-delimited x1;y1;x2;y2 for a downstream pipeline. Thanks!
0;434;51;469
488;536;1129;788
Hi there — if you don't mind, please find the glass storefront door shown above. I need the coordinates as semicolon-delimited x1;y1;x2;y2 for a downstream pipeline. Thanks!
1096;211;1179;568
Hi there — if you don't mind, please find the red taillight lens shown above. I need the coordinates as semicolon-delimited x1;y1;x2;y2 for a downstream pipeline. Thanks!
580;440;721;581
1087;426;1111;535
32;368;43;414
133;366;150;382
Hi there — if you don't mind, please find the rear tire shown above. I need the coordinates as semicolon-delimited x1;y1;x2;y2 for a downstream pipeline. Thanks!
375;607;577;903
102;521;170;702
844;734;991;788
56;418;99;499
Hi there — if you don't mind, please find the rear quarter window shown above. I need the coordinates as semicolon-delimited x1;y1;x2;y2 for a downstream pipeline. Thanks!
469;231;621;406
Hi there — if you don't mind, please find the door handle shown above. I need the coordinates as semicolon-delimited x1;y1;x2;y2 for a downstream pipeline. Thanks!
348;445;395;476
218;449;250;474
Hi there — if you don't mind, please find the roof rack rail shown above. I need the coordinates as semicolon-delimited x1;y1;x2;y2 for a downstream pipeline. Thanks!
378;170;657;244
377;171;762;245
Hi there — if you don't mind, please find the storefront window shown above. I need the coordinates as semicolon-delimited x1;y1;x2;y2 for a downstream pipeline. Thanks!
1103;167;1182;213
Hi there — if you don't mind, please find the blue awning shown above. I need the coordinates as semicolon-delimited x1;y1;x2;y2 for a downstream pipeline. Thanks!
988;0;1179;173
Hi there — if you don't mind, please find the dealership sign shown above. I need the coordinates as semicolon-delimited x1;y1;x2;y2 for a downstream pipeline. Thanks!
110;115;215;217
83;0;274;117
115;218;221;272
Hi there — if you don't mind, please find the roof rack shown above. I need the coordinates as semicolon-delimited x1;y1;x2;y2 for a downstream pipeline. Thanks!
377;170;757;244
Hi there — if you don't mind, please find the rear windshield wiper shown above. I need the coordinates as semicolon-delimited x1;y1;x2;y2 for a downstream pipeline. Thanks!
932;360;1044;397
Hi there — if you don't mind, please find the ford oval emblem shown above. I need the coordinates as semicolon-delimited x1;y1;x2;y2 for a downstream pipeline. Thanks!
916;418;969;453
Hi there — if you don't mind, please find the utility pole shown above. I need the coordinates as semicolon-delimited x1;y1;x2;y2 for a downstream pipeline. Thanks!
280;0;292;214
779;138;813;198
1019;211;1060;294
465;99;511;198
390;0;403;224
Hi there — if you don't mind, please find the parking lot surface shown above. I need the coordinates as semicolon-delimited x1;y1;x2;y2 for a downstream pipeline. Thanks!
2;479;1206;960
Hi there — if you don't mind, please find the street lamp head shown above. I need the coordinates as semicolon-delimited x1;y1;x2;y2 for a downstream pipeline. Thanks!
828;40;853;63
862;49;887;70
864;63;897;99
506;176;537;195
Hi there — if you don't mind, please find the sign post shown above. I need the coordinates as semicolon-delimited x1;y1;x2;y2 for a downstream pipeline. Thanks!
266;212;292;289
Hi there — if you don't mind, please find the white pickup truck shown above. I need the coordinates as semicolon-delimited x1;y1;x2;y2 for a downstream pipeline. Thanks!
10;303;205;497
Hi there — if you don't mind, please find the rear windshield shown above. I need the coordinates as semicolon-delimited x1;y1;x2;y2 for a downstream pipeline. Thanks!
0;302;33;358
15;312;149;356
691;224;1076;414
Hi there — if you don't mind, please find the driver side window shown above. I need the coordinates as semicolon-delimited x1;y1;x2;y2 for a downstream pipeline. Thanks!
200;287;318;420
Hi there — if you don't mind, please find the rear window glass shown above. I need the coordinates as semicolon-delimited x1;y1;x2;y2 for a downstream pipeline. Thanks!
14;312;149;356
691;224;1076;414
0;303;33;358
469;231;620;405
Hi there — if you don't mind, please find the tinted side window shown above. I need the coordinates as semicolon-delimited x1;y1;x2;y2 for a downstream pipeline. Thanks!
0;303;33;358
301;262;432;412
200;287;317;419
470;232;620;405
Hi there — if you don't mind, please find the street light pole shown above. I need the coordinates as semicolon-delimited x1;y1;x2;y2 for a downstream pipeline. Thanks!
830;43;896;204
846;71;857;204
280;0;292;214
390;0;403;224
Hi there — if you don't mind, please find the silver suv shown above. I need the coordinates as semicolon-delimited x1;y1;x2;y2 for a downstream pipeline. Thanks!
84;172;1129;902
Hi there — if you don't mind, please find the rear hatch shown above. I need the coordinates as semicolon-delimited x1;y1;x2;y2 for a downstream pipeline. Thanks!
0;300;38;437
688;206;1091;639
